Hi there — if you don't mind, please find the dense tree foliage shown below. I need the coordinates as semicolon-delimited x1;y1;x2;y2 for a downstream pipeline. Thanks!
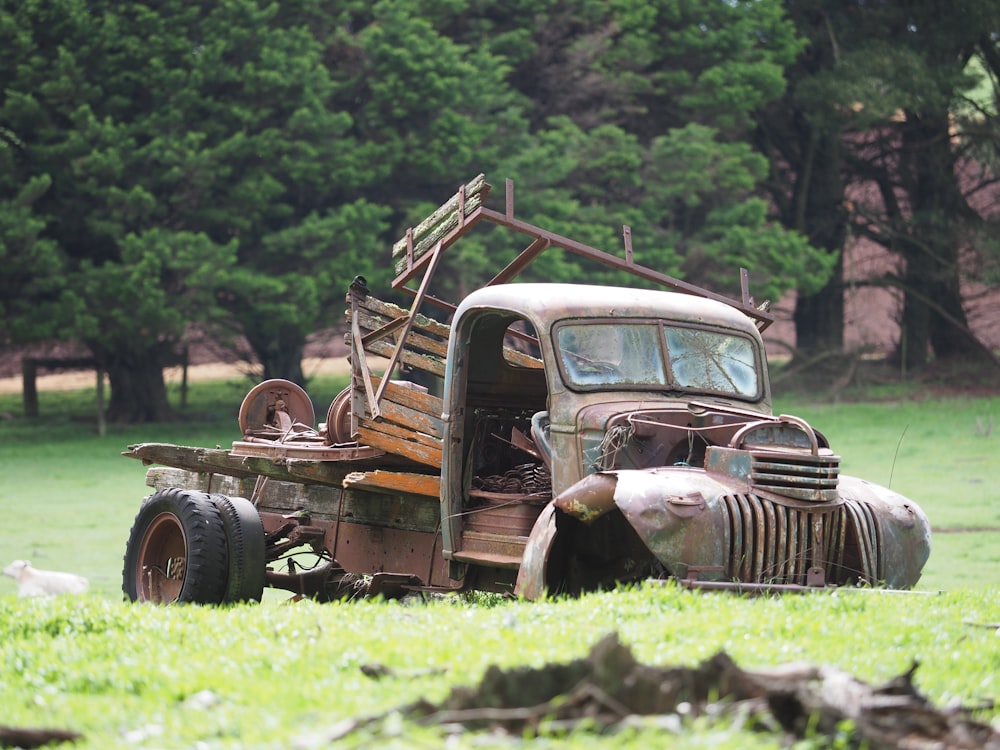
411;0;828;305
1;0;994;422
2;1;237;420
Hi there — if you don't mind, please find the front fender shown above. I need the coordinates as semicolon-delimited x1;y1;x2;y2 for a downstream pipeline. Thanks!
838;475;931;588
514;469;738;598
600;469;732;579
514;503;558;600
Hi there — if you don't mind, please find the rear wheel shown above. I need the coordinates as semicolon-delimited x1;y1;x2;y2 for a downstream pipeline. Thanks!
122;489;228;604
209;494;266;603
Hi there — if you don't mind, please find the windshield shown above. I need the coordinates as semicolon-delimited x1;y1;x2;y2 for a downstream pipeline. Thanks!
555;321;759;399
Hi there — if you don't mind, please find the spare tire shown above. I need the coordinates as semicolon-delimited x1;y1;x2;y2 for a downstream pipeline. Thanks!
209;494;267;603
122;488;228;604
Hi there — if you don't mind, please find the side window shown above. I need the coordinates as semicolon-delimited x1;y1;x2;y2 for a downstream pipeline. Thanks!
502;319;543;368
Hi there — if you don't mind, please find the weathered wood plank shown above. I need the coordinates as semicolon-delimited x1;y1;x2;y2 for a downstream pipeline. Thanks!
360;397;442;438
391;174;486;272
344;470;441;497
358;426;443;468
392;193;485;277
144;466;256;496
125;443;258;478
352;295;452;340
356;416;442;449
129;442;390;488
352;308;449;359
364;375;443;417
347;293;452;379
504;348;544;369
281;458;363;486
237;454;362;486
392;174;486;253
353;337;446;377
337;488;440;531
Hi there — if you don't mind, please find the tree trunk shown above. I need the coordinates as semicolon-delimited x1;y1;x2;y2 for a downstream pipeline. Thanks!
794;253;844;354
894;112;993;369
245;329;306;384
102;348;174;424
896;235;934;372
789;132;848;355
753;3;849;358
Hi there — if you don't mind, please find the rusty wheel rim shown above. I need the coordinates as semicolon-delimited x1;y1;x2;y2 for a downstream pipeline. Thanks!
136;512;187;603
325;387;353;444
238;378;315;436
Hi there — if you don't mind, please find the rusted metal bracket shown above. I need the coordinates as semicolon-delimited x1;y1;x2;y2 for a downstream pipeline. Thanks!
486;236;551;286
677;579;829;594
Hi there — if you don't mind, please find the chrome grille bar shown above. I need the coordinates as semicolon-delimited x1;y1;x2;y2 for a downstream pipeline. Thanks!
749;452;840;502
722;494;881;585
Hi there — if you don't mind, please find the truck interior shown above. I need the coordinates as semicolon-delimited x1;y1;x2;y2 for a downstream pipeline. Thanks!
454;312;551;538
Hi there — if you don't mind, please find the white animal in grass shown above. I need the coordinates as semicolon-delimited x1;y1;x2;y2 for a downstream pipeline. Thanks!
3;560;89;597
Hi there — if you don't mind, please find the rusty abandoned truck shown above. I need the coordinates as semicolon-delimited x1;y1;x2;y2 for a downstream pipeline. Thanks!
122;175;931;604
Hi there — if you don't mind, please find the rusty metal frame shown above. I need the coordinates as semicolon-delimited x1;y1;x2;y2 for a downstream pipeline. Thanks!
391;177;774;328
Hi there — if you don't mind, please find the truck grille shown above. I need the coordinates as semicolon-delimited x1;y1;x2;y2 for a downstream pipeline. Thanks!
721;494;883;586
748;450;840;502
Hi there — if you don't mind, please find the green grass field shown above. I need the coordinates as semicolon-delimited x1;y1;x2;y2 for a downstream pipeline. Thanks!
775;394;1000;591
1;583;997;748
1;378;998;748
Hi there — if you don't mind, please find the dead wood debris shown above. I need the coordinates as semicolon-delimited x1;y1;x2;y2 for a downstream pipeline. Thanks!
303;632;1000;748
0;725;82;748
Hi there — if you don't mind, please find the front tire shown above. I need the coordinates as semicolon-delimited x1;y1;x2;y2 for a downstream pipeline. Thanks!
122;489;229;604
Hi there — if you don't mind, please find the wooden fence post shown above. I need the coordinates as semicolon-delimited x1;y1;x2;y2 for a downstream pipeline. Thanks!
22;359;38;417
96;368;106;437
180;348;189;409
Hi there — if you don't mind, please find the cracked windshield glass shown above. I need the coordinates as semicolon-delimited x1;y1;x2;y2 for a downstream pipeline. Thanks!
555;322;758;398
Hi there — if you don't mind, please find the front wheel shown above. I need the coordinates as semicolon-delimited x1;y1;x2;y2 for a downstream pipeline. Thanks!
122;489;229;604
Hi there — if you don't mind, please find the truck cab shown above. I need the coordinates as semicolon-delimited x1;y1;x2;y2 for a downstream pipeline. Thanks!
441;283;929;597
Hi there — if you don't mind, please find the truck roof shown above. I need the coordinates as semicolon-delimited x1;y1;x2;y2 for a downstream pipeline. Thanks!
454;283;763;336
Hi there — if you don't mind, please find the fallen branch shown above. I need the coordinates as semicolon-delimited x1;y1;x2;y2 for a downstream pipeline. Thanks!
301;632;1000;748
0;725;82;748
